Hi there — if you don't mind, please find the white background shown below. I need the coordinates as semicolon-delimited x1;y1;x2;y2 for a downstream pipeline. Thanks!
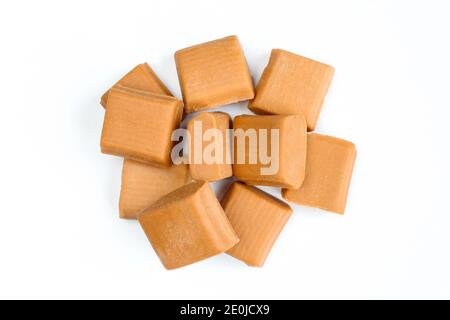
0;0;449;299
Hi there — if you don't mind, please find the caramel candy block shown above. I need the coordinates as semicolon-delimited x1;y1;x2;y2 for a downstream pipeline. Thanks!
101;63;172;108
249;49;334;131
222;182;292;267
175;35;254;113
282;134;356;214
233;114;307;189
100;86;183;167
119;159;191;219
187;112;232;181
138;181;239;270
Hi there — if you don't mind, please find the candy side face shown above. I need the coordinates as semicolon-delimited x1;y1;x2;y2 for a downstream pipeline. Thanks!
119;159;191;219
282;133;356;214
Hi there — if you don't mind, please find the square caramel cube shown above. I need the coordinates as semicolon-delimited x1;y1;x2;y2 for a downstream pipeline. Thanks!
175;35;254;113
249;49;334;131
282;133;356;214
119;159;191;219
138;181;239;270
100;86;183;167
101;63;172;108
187;112;232;181
233;114;307;189
222;182;292;267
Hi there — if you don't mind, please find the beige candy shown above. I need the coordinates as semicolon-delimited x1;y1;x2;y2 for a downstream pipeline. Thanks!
100;86;183;167
138;181;239;270
187;112;232;182
101;63;172;108
222;182;292;267
249;49;334;131
175;35;254;113
233;114;307;189
119;159;191;219
282;133;356;214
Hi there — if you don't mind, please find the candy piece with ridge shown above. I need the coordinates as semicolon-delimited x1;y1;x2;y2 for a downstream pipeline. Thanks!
101;63;172;108
175;35;254;113
187;112;232;181
249;49;334;131
233;114;307;189
138;181;239;270
222;182;292;267
100;86;183;167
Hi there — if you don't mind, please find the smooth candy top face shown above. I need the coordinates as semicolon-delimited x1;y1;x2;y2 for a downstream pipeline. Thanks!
249;49;334;131
187;112;232;182
282;133;356;214
175;35;255;113
119;159;191;219
222;182;292;267
233;114;307;189
138;181;239;270
101;63;172;108
100;87;183;167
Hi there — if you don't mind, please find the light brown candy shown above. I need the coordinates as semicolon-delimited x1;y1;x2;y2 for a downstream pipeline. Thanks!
175;35;254;113
249;49;334;131
101;63;172;108
222;182;292;267
233;114;307;189
187;112;232;182
282;133;356;214
119;159;191;219
100;86;183;167
138;181;239;270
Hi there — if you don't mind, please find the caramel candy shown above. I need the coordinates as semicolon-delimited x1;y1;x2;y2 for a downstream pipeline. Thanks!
100;86;183;167
282;133;356;214
119;159;191;219
138;181;239;270
233;114;307;189
175;35;254;113
249;49;334;131
222;182;292;267
101;63;172;108
187;112;232;181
